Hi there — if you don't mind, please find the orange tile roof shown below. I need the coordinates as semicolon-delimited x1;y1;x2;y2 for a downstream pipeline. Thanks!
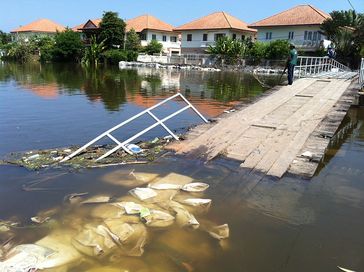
174;12;256;32
126;14;174;32
72;23;86;32
11;19;65;33
249;5;330;27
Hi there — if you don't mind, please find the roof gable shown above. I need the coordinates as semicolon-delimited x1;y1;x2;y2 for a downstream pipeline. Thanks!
11;19;65;33
174;12;256;32
249;5;331;27
126;14;174;32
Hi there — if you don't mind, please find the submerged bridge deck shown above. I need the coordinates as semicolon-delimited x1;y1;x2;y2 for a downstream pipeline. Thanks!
170;76;358;178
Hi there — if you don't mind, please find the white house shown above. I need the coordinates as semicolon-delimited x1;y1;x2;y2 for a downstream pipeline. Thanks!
11;19;66;42
126;15;181;55
174;12;257;54
249;5;331;51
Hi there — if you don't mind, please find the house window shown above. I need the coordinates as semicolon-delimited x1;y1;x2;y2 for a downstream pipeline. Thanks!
318;32;322;40
265;32;272;40
308;31;312;40
214;33;225;41
203;33;208;41
241;35;246;40
187;34;192;42
139;33;147;41
152;34;157;40
162;35;167;42
170;36;177;42
232;34;236;40
313;31;318;41
288;31;294;40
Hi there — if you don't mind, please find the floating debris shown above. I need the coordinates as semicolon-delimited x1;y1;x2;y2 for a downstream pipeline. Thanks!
0;136;173;170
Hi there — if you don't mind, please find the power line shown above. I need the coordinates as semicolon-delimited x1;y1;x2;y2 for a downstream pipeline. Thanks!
347;0;356;10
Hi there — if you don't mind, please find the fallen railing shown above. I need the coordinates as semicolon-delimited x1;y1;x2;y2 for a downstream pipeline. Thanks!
61;93;209;162
295;56;351;78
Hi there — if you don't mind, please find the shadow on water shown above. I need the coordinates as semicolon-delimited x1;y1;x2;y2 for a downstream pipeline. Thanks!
1;62;363;271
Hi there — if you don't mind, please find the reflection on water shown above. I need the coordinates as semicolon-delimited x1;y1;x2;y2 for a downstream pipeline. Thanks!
1;62;364;271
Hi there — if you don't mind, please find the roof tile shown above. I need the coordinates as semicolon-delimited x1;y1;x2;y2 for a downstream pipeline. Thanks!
11;19;65;33
175;12;256;32
249;5;330;27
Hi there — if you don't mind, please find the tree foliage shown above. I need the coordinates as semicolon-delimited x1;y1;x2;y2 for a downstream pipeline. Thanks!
207;37;250;64
125;29;141;51
82;36;106;66
321;9;364;67
144;40;163;55
52;29;84;62
0;31;11;46
99;11;126;49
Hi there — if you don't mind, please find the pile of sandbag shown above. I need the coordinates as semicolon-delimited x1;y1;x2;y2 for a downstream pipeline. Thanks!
0;172;229;271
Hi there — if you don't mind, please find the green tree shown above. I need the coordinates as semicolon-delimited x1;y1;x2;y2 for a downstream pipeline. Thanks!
321;9;364;67
144;40;163;55
125;29;141;51
52;29;84;62
82;36;106;66
0;30;11;45
99;11;126;49
34;36;55;62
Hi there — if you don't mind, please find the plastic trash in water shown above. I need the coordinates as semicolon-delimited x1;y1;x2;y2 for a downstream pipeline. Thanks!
25;154;40;161
337;267;356;272
129;188;157;201
125;144;143;154
182;182;209;192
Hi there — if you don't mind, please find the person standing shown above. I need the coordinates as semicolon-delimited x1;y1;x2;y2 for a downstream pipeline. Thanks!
287;44;298;85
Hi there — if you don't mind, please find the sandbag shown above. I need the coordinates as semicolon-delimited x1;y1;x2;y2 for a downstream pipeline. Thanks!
102;170;158;188
182;182;209;192
141;210;175;228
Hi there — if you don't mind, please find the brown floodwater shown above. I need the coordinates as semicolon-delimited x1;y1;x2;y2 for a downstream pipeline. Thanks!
0;62;363;271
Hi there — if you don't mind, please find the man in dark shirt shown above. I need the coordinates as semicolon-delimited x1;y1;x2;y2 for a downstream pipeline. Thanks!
287;44;298;85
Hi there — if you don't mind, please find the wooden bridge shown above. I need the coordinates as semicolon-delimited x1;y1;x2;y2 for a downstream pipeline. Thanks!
169;57;359;179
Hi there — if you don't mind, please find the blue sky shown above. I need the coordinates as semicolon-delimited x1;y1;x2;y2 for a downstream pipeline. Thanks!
1;0;363;32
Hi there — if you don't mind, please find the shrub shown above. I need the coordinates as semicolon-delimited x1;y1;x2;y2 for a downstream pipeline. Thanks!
102;49;137;64
143;40;163;55
125;29;141;52
264;40;290;60
206;36;249;64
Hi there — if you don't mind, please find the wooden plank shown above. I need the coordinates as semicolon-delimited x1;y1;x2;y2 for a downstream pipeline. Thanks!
177;79;317;159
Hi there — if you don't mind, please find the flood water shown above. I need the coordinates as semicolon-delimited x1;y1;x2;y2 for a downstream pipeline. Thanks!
0;62;363;271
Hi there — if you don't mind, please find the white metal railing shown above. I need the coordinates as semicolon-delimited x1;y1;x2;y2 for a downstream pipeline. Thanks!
61;93;209;162
295;56;351;78
359;58;364;88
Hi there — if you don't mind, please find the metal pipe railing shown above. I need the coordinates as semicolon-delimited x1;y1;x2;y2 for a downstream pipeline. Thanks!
61;93;209;162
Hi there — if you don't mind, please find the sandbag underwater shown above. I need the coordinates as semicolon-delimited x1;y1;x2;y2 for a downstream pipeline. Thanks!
0;172;229;271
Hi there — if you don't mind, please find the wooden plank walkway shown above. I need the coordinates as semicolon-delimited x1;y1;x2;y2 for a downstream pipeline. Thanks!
169;77;357;178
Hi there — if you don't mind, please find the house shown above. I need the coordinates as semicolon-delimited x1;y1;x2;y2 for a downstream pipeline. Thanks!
249;5;331;51
75;15;181;55
11;19;65;42
174;11;257;54
126;14;180;55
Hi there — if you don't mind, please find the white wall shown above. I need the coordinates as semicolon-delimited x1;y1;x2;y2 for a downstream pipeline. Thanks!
140;30;181;54
180;29;255;49
255;25;326;47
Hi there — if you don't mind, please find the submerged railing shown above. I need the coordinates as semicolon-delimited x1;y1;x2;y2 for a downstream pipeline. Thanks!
61;93;209;162
295;56;351;78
